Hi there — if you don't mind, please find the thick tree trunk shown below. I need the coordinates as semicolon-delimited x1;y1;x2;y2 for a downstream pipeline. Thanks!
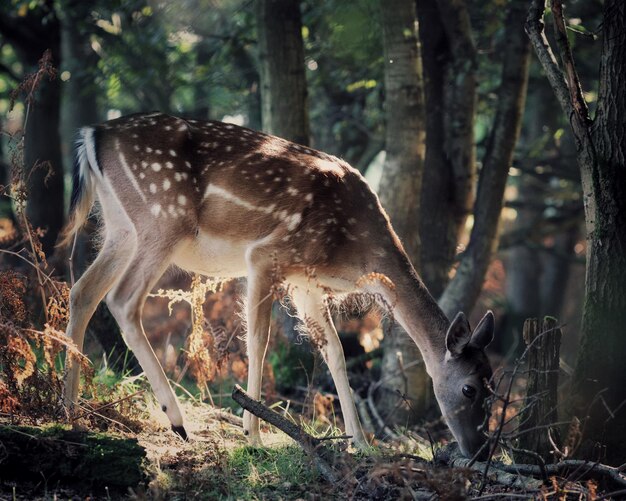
571;0;626;463
416;0;472;299
540;225;579;319
24;56;64;257
527;0;626;463
257;0;309;145
256;0;310;378
439;0;530;319
0;5;64;257
376;0;429;423
501;175;543;354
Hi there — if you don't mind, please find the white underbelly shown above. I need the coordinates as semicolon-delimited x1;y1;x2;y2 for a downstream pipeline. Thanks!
173;232;249;278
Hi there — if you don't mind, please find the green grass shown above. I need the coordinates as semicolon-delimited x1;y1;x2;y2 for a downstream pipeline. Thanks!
151;443;321;500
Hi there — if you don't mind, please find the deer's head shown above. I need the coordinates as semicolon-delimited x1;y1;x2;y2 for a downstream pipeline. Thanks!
433;311;495;458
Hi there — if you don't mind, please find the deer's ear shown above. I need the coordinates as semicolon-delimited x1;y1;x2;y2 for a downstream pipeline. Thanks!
446;312;472;357
470;310;495;349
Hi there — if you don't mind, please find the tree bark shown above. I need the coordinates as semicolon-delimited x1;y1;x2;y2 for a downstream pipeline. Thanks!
518;317;562;461
257;0;309;145
439;0;531;319
0;3;64;257
416;0;473;299
527;0;626;464
376;0;430;423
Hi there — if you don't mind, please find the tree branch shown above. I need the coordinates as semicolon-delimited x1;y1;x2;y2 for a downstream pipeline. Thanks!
550;1;592;126
231;384;339;482
524;0;573;119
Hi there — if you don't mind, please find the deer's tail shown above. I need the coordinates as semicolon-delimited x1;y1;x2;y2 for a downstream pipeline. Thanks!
58;127;98;248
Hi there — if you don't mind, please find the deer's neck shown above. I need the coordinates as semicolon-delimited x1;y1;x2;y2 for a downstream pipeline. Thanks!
377;250;449;376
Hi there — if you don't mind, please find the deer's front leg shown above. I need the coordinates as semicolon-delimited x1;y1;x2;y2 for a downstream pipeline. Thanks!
290;287;368;449
243;266;273;446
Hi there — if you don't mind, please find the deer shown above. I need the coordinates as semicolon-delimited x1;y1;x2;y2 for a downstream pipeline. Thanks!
61;111;495;458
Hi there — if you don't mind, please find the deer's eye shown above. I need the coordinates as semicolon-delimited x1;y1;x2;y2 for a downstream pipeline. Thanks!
462;385;476;399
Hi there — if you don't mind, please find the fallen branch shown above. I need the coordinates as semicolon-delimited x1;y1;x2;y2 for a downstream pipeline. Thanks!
499;460;626;491
436;444;543;491
231;384;339;482
436;443;626;492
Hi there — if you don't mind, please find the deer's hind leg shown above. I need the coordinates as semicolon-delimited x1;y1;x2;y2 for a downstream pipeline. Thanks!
289;286;368;448
105;235;188;438
65;228;136;411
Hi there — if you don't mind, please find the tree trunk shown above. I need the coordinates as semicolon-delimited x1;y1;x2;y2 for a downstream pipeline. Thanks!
377;0;429;423
257;0;309;145
416;0;473;299
540;224;579;319
0;5;64;258
571;0;626;463
526;0;626;463
256;0;310;381
501;175;543;354
439;0;530;319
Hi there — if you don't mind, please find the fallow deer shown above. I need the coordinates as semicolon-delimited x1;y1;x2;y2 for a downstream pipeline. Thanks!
61;112;495;457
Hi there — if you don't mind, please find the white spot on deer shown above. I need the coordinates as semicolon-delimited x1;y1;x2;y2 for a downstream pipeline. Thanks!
225;124;234;129
165;125;172;131
146;147;153;153
181;172;189;180
175;172;182;182
287;187;299;196
165;161;174;169
163;179;171;190
132;133;138;139
225;145;233;152
178;124;187;132
266;170;273;175
286;213;302;230
155;149;162;155
274;177;282;183
168;204;177;217
169;149;177;157
305;193;313;202
133;145;140;151
185;161;191;168
178;195;187;206
141;161;148;169
150;183;157;194
152;163;162;172
151;204;161;217
139;172;146;179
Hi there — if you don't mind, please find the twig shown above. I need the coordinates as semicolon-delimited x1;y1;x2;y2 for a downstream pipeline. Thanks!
70;390;145;422
231;384;339;482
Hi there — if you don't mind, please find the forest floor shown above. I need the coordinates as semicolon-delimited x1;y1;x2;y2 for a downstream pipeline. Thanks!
1;389;619;501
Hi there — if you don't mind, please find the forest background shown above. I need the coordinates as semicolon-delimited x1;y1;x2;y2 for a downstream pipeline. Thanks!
0;0;625;498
